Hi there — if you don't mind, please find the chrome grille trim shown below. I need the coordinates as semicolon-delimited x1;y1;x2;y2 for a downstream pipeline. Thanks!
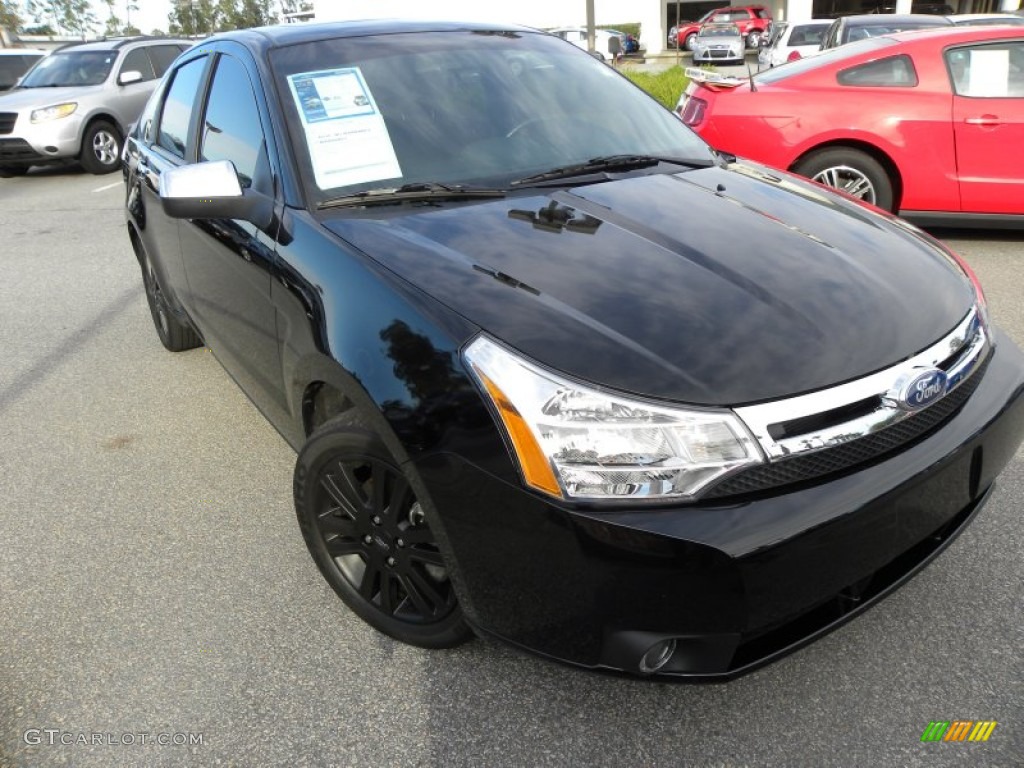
734;307;987;461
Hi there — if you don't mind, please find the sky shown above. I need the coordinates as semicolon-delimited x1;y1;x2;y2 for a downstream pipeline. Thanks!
94;0;175;34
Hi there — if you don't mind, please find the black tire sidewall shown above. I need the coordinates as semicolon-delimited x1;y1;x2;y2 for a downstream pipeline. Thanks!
294;415;471;649
80;120;122;174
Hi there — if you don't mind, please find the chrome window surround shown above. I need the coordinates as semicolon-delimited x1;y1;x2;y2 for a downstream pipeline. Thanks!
735;307;988;461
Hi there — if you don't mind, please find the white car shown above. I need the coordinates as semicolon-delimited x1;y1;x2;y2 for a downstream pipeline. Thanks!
549;27;625;61
0;48;46;92
758;20;830;67
692;23;744;66
947;13;1024;26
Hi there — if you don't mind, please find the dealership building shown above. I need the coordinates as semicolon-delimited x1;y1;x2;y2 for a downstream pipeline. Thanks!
313;0;1022;55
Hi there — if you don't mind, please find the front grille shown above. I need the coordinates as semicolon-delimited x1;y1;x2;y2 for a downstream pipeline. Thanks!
706;353;990;498
0;138;43;162
0;112;17;135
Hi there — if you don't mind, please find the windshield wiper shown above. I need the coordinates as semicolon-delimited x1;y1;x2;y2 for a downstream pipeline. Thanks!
510;154;715;187
318;182;506;210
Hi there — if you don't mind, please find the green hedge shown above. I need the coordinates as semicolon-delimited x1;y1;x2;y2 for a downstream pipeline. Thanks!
621;66;690;111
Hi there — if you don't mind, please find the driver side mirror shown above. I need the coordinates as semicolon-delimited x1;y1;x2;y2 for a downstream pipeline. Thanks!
160;160;274;231
118;70;144;86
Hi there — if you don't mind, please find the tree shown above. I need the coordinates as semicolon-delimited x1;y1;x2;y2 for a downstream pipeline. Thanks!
277;0;312;21
26;0;98;37
218;0;273;30
102;0;121;36
0;0;22;32
168;0;221;36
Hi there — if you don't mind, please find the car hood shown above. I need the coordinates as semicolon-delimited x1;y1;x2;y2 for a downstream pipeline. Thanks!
0;85;97;110
323;163;975;406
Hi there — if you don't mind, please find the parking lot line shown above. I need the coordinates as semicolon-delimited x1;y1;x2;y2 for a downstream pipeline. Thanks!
93;181;122;193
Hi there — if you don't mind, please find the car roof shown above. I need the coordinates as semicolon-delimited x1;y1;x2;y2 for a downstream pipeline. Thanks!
701;22;741;32
948;13;1024;24
884;23;1024;43
201;19;539;55
50;36;190;54
841;13;953;26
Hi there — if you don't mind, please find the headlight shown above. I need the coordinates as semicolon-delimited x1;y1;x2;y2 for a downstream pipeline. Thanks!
464;336;763;502
30;103;77;123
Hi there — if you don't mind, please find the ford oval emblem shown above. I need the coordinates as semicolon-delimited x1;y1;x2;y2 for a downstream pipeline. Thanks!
898;368;948;411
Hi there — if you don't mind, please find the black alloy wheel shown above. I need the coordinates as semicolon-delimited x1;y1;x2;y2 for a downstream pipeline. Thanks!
141;254;202;352
294;413;471;648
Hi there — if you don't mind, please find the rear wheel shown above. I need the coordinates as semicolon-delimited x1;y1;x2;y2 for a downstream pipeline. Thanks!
746;30;762;48
294;411;471;648
79;120;122;174
141;253;202;352
794;148;894;212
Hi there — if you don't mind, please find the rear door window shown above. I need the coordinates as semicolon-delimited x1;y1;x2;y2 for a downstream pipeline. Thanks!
837;54;918;87
148;45;186;77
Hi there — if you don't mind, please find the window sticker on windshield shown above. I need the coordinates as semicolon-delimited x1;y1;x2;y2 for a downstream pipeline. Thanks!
287;68;402;189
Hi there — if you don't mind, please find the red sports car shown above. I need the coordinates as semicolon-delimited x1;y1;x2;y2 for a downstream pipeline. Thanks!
679;26;1024;226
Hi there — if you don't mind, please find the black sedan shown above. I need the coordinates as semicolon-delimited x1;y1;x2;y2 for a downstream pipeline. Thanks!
123;20;1024;679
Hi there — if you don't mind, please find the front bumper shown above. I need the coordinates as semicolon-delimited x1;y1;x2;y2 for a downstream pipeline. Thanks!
693;46;744;63
415;331;1024;679
0;111;83;165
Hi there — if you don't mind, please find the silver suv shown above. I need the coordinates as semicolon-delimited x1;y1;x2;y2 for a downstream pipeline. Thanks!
0;37;191;176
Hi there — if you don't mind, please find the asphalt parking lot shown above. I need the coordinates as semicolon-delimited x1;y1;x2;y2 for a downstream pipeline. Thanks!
1;167;1021;767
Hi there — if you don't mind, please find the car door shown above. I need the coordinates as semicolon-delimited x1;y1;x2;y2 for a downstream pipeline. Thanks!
115;46;161;127
176;47;287;416
949;40;1024;214
126;52;211;319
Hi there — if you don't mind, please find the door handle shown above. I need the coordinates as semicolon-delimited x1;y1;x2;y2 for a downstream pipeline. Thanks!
964;115;1001;126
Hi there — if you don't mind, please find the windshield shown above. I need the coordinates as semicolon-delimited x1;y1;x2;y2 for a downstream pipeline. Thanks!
19;50;116;87
270;30;714;205
755;36;897;84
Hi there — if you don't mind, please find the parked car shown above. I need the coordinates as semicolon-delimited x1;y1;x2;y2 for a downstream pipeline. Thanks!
0;37;190;177
759;19;831;67
124;20;1024;679
678;26;1024;224
948;13;1024;26
548;27;626;62
693;23;745;65
819;13;952;50
678;5;772;51
0;48;46;92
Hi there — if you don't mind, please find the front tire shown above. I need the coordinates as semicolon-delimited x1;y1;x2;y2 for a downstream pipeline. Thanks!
141;253;202;352
294;411;471;649
793;148;894;212
79;120;122;174
685;33;698;52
